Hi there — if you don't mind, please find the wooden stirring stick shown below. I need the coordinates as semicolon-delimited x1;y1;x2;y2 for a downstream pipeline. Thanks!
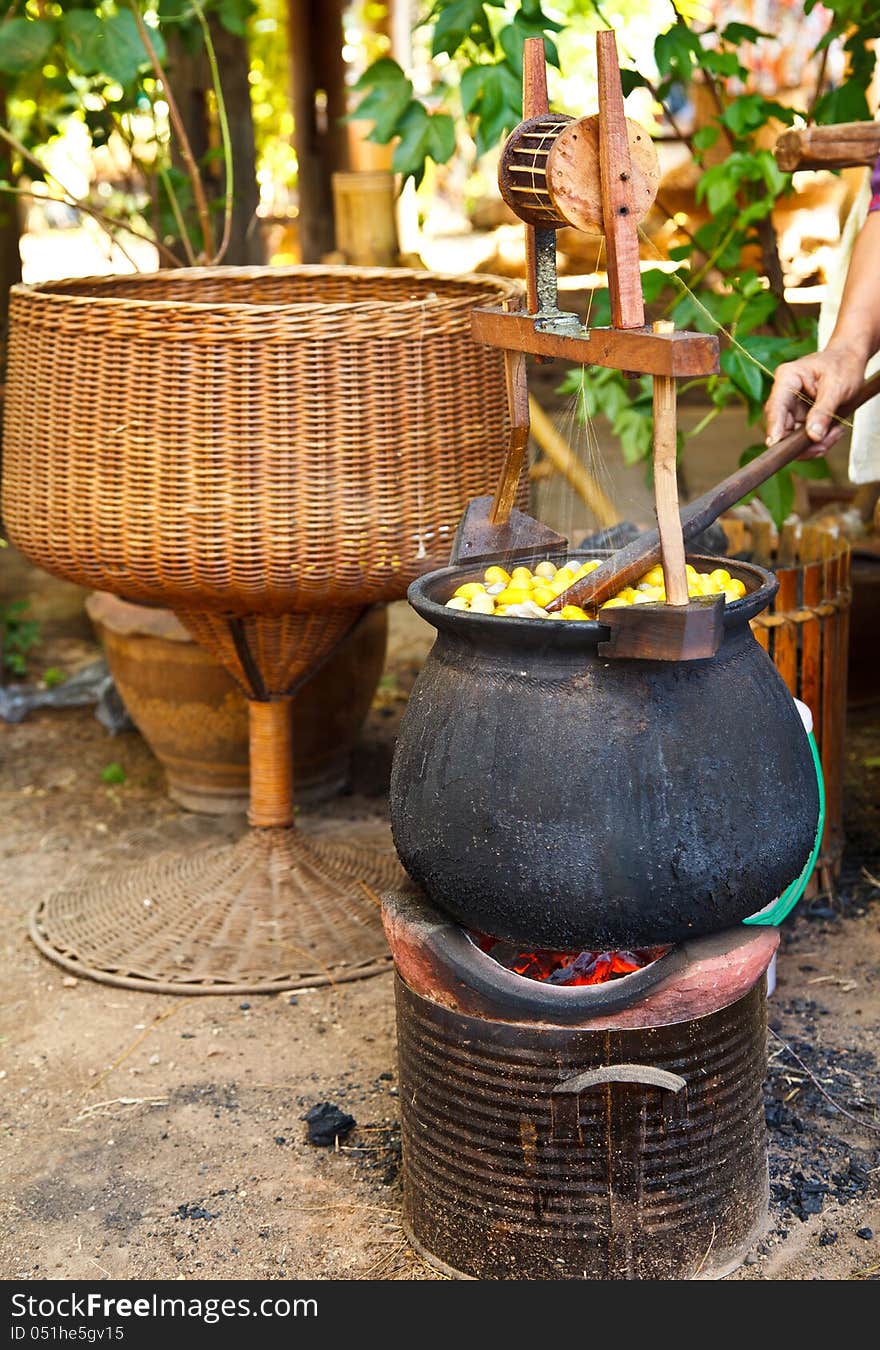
547;368;880;613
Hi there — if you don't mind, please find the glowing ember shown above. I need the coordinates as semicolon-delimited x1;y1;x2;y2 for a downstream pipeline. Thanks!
471;933;669;986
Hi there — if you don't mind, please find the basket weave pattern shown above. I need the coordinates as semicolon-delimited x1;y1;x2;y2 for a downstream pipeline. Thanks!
3;267;521;621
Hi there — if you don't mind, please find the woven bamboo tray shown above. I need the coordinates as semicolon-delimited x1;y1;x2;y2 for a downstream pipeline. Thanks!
3;266;521;993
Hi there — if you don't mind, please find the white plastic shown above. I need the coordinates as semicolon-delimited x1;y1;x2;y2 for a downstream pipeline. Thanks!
793;698;814;735
766;952;777;998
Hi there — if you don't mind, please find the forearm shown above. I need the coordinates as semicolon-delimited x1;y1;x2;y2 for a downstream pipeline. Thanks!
826;211;880;367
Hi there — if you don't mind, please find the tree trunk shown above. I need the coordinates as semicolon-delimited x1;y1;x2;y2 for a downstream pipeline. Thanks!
287;0;349;261
166;20;264;266
211;21;263;265
0;87;22;357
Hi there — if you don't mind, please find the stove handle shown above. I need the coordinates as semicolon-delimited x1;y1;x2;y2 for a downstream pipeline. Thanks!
551;1064;687;1142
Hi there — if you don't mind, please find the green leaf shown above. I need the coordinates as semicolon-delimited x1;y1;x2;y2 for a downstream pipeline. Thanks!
0;18;55;76
620;69;648;96
350;60;415;143
614;407;653;465
62;11;164;86
459;64;485;117
721;94;769;137
641;267;675;303
720;21;771;43
692;124;720;151
391;105;456;186
721;346;764;404
431;0;492;58
698;166;738;215
216;0;256;38
813;80;872;124
518;0;563;32
461;61;520;155
735;290;778;335
701;48;745;78
510;11;560;67
740;332;813;369
498;24;523;74
361;86;416;144
427;111;456;163
757;468;795;526
352;57;409;92
61;11;102;74
655;26;699;78
101;762;127;785
789;457;832;479
756;148;786;196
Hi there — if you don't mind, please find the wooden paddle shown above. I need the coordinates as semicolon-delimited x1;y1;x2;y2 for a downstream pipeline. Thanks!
548;369;880;613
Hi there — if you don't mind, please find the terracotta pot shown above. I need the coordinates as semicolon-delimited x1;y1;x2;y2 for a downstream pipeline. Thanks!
86;593;387;813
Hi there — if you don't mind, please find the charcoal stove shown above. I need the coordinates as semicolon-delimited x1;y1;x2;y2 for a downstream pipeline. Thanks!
381;30;818;1283
383;886;778;1281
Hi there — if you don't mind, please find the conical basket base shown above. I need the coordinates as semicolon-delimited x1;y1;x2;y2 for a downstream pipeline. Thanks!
29;826;400;994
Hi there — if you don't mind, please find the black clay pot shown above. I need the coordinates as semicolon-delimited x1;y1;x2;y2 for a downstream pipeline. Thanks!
389;552;819;949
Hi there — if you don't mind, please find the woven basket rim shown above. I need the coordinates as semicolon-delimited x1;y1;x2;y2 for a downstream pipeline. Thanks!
10;264;520;319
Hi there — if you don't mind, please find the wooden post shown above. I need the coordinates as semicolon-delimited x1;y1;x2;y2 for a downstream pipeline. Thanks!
331;171;399;265
489;345;530;525
248;698;295;828
522;38;549;314
0;85;21;340
652;320;688;605
775;121;880;172
288;0;349;262
596;29;644;329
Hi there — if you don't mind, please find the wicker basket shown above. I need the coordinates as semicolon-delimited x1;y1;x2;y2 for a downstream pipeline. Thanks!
2;266;519;631
2;266;522;993
743;522;852;896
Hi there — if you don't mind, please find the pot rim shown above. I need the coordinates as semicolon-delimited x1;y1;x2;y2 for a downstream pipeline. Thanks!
407;549;777;645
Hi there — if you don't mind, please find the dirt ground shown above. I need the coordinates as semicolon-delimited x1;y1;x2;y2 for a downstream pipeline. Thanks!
1;550;878;1283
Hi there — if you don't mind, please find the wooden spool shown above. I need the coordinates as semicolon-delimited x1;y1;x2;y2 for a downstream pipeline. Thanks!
545;114;660;235
746;522;852;897
498;114;574;226
498;112;660;234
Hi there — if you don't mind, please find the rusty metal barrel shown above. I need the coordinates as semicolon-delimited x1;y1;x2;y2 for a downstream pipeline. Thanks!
387;891;775;1281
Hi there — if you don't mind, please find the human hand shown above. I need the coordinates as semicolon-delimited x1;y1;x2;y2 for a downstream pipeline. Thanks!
764;345;866;456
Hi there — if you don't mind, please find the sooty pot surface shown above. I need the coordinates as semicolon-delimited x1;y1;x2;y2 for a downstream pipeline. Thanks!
389;552;819;948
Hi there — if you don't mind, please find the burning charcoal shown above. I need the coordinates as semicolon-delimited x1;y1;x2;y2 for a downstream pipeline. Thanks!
303;1101;356;1147
473;929;668;987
